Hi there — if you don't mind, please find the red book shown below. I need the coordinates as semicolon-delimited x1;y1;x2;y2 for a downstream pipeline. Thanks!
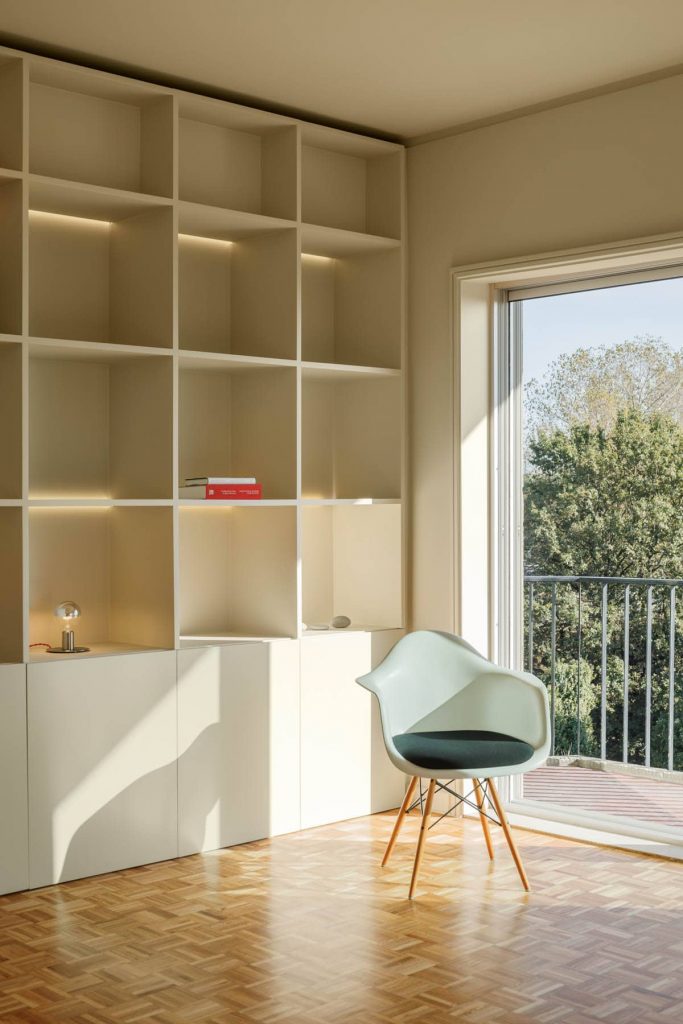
205;484;262;499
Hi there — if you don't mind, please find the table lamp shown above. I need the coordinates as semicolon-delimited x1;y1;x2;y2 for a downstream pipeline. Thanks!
48;601;89;654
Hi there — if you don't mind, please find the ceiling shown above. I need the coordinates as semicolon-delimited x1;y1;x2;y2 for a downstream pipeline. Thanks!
3;0;683;142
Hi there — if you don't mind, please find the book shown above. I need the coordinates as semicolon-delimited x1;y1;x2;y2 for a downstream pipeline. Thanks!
184;476;257;485
180;484;262;499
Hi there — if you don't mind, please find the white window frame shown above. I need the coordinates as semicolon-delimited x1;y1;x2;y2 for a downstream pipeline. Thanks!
451;231;683;853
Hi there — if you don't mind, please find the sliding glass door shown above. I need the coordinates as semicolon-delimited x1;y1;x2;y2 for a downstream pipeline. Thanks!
497;269;683;841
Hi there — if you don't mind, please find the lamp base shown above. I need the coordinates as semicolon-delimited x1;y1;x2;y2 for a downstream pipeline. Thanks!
47;628;89;654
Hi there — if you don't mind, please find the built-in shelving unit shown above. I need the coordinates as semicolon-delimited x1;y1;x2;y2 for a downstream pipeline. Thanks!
178;97;298;219
0;342;22;500
179;505;298;642
29;506;174;652
29;342;173;499
179;359;296;498
301;247;401;369
29;63;174;196
302;503;402;632
301;125;401;238
0;58;23;172
178;227;297;359
28;185;173;348
302;365;401;500
0;177;22;335
0;506;22;663
0;44;405;663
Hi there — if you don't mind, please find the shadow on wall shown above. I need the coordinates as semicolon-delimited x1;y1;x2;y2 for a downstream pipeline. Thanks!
57;642;288;886
60;724;224;884
58;635;402;886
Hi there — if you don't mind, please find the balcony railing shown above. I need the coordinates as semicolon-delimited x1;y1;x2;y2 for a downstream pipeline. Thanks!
525;575;682;770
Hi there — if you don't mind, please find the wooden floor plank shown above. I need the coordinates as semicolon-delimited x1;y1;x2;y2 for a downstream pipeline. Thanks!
1;812;683;1022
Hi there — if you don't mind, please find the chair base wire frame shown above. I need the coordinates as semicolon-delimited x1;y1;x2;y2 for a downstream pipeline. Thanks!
383;776;530;898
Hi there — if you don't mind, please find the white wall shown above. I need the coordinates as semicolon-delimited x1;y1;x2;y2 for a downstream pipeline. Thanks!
408;73;683;634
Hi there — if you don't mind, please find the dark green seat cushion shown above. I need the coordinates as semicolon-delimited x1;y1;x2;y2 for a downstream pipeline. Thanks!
393;730;533;770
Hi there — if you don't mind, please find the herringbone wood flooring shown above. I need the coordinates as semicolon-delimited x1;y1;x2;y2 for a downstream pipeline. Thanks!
2;812;683;1024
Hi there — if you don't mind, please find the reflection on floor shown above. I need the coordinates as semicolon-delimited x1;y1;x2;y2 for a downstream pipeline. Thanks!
525;764;683;829
1;810;683;1023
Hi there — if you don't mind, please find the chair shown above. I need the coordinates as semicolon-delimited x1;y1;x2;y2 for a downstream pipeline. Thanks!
357;630;550;898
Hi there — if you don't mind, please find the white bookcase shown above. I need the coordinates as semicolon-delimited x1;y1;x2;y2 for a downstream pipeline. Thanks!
178;229;297;359
0;44;406;891
0;47;405;657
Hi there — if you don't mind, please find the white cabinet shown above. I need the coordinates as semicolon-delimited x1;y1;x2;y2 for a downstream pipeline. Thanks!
0;664;28;895
27;651;177;887
17;632;403;890
300;630;404;829
177;640;300;855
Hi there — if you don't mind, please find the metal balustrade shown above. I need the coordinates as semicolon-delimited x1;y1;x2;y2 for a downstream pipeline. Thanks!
524;576;681;770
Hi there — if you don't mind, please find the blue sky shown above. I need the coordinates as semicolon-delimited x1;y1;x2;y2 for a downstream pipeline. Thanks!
520;276;683;384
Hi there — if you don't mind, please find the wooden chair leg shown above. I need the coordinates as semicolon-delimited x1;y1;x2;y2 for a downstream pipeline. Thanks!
487;778;530;891
382;776;418;867
408;778;436;899
473;778;494;860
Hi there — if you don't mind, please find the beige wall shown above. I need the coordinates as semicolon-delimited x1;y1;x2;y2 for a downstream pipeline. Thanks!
408;73;683;633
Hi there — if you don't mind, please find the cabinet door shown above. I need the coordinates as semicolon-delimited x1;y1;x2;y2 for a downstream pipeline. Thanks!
0;664;28;894
28;651;177;887
300;630;404;829
177;640;300;856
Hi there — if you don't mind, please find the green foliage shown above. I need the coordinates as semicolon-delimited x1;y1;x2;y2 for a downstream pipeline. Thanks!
551;659;598;757
523;337;683;769
525;410;683;578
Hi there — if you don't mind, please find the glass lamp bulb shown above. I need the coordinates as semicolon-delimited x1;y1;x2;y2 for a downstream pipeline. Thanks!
54;601;81;627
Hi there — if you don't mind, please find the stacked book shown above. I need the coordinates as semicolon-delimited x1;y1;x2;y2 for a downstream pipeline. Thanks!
180;477;262;500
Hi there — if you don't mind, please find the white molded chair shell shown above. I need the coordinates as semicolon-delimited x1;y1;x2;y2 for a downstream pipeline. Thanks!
357;630;550;780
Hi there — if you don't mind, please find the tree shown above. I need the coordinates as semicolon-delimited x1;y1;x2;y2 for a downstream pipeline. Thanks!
552;658;598;757
523;337;683;768
525;411;683;579
525;335;683;441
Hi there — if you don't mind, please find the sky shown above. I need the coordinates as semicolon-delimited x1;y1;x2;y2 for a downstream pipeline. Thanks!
520;276;683;384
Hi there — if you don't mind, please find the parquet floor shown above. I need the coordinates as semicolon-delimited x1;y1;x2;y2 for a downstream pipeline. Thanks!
2;811;683;1024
